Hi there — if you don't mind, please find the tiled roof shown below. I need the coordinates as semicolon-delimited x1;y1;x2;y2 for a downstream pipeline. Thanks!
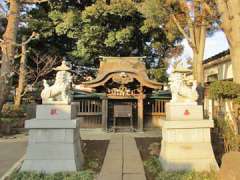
203;49;230;64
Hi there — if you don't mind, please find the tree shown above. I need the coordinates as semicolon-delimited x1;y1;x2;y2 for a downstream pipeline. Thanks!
14;49;59;108
0;0;48;112
24;1;89;60
215;0;240;83
49;0;152;65
14;33;40;108
141;0;214;84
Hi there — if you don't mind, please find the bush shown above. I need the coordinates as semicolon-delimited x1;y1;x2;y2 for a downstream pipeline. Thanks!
144;156;217;180
0;104;26;119
0;104;26;134
209;81;240;100
7;170;95;180
208;80;240;151
215;117;240;152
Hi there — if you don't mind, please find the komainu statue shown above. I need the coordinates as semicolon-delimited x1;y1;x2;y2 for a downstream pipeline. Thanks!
41;61;72;104
169;60;198;103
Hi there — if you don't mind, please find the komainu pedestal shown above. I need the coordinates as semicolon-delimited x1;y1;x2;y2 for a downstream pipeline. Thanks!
159;102;218;171
21;104;84;173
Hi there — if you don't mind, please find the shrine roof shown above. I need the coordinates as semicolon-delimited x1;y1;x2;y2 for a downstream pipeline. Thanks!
83;57;163;89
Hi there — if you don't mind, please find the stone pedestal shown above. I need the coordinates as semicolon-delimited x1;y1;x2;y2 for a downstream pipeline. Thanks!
159;102;218;171
21;104;84;173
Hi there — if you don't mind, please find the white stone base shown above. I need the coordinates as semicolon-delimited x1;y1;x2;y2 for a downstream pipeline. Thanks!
36;103;78;120
22;103;83;173
21;118;84;173
166;102;203;121
159;120;218;171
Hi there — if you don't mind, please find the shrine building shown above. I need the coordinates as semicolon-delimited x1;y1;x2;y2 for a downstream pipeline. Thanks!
73;57;170;131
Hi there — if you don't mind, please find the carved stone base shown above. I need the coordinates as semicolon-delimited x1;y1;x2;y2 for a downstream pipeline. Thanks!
21;104;84;173
159;120;218;171
166;102;203;121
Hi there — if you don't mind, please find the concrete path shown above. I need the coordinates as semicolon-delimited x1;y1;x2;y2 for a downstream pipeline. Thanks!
0;138;27;178
98;134;146;180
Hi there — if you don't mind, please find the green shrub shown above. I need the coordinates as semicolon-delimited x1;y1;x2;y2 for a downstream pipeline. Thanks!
215;117;240;152
0;104;26;126
0;104;26;119
209;81;240;100
7;170;94;180
144;156;217;180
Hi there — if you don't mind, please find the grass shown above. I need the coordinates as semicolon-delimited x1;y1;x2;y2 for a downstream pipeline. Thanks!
6;170;95;180
144;156;217;180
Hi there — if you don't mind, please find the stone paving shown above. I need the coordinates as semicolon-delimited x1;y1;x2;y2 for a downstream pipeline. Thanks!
97;134;146;180
0;130;158;179
80;128;161;140
0;135;27;178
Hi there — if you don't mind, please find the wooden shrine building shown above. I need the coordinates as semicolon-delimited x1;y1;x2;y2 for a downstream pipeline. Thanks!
73;57;170;131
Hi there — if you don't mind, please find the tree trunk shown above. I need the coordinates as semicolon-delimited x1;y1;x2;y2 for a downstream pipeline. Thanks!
216;0;240;83
14;36;27;109
0;0;20;112
192;51;204;84
192;25;206;85
229;45;240;84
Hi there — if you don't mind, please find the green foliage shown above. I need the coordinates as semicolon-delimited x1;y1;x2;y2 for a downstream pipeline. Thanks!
209;81;240;151
139;0;183;57
24;2;78;59
215;117;240;152
66;0;147;62
148;68;168;82
8;170;94;180
0;104;25;123
209;81;240;100
144;156;217;180
17;0;184;70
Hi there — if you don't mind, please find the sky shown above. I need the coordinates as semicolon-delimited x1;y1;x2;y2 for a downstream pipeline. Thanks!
181;30;229;61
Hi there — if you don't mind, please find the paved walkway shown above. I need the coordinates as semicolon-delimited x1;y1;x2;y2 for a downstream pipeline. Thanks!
0;135;27;178
80;128;161;140
98;134;146;180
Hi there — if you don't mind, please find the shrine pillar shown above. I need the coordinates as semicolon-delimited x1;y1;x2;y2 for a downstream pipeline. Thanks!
137;94;144;131
101;96;108;131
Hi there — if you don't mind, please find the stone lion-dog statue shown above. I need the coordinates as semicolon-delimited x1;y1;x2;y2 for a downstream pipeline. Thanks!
41;61;72;104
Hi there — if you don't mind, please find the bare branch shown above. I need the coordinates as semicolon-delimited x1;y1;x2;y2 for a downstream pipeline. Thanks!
26;51;59;85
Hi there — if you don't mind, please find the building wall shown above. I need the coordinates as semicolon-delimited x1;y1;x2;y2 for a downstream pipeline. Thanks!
203;53;235;123
204;59;232;82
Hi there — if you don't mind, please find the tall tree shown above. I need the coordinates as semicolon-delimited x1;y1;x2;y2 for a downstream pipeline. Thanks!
48;0;181;68
215;0;240;83
0;0;47;112
141;0;214;84
167;0;214;84
49;0;148;65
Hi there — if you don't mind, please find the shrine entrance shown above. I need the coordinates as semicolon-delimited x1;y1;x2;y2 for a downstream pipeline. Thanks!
107;99;138;131
74;57;170;131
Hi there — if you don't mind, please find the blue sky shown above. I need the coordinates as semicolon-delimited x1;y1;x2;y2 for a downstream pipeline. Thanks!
181;30;229;60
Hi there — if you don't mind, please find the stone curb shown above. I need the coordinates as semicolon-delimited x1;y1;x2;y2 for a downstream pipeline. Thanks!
0;155;25;180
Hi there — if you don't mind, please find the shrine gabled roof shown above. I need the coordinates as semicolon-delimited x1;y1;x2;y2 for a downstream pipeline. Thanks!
83;57;163;89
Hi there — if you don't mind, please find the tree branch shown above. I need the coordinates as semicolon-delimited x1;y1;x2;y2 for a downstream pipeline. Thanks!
20;0;48;4
0;32;38;47
15;32;39;46
171;14;195;48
